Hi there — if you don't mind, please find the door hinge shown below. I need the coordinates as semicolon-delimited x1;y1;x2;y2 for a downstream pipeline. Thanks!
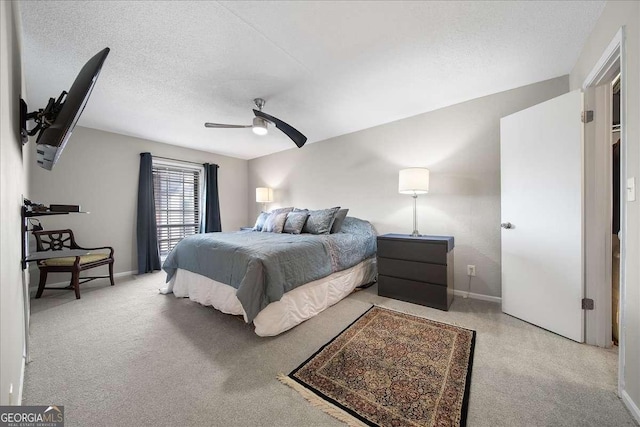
582;298;594;310
581;110;594;123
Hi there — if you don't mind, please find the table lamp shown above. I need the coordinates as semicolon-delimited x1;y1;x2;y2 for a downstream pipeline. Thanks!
398;168;430;236
256;187;273;212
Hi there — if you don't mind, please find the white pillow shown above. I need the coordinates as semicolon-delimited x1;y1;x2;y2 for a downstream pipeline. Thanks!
253;212;269;231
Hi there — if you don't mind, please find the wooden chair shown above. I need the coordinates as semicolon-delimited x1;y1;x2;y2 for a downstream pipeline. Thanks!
33;229;115;299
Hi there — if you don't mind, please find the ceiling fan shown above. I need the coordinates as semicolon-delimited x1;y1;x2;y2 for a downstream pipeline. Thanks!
204;98;307;148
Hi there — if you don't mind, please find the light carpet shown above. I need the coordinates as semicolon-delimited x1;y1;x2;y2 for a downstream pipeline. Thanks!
23;272;636;426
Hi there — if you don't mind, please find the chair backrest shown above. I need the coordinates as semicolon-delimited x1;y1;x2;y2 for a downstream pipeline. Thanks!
32;229;80;252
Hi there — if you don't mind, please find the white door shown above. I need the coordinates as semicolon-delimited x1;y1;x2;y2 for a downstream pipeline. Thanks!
500;90;584;342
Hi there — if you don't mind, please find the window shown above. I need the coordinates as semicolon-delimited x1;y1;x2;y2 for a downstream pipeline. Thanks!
152;160;203;257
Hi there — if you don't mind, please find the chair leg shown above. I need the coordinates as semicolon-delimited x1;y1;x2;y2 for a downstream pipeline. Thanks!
109;262;115;286
35;269;48;299
72;270;81;299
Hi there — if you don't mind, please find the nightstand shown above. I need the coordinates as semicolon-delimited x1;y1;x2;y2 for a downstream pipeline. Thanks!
377;234;454;311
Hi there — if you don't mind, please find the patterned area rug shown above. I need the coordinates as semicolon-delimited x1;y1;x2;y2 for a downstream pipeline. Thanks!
279;306;475;427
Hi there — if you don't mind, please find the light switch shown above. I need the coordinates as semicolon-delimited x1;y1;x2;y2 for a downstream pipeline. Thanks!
627;177;636;202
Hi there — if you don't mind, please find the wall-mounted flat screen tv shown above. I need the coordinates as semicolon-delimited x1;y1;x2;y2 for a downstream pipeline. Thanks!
23;47;110;170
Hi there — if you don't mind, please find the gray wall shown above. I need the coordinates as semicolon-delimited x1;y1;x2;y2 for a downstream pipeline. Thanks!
0;0;26;405
570;0;640;414
249;76;569;299
27;127;249;277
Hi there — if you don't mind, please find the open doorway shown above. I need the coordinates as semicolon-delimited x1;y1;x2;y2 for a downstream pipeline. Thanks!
584;67;621;350
612;74;620;346
582;27;627;397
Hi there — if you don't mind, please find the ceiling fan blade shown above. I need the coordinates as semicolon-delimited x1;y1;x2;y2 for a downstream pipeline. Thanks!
204;122;251;129
253;110;307;148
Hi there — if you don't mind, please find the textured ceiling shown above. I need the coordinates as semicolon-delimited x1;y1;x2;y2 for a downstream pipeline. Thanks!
19;1;605;160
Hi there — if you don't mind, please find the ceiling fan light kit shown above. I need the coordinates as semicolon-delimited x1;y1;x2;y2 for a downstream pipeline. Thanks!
205;98;307;148
252;117;268;135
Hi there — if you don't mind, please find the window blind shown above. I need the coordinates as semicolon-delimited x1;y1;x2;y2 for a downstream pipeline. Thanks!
152;164;201;256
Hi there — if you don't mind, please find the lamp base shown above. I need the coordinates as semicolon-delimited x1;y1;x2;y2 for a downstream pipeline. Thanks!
410;230;420;237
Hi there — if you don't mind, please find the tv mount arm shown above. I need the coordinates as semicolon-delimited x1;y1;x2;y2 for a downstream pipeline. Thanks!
20;91;67;145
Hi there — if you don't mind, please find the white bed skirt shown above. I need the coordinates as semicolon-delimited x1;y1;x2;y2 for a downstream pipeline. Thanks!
160;257;377;336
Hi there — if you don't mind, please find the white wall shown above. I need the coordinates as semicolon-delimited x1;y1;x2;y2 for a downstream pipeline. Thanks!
249;76;569;299
569;0;640;418
0;0;26;405
27;127;249;277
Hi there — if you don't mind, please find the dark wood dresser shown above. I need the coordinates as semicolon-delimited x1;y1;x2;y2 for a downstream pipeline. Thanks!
377;234;454;311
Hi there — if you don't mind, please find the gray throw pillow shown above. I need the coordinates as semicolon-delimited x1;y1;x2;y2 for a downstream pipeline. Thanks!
330;208;349;233
253;212;269;231
303;207;341;235
262;211;288;233
283;210;309;234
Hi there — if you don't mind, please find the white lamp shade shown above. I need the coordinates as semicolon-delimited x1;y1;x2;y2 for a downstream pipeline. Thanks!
256;187;273;203
398;168;430;194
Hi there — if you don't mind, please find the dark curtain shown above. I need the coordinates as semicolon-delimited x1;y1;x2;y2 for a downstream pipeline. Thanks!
136;152;161;273
202;163;222;233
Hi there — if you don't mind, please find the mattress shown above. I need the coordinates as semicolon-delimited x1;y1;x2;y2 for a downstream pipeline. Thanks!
163;257;377;336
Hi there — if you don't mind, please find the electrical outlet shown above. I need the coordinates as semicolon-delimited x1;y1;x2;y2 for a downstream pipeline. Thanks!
467;265;476;277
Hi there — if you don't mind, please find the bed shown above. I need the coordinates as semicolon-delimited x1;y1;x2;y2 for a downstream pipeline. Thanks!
159;217;377;336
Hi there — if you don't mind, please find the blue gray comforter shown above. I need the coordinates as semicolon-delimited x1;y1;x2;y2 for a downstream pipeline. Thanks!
163;217;377;322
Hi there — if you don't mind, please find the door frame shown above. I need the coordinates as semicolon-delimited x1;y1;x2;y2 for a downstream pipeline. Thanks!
582;27;626;395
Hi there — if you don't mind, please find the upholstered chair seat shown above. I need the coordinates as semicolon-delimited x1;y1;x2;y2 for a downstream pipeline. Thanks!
42;253;110;266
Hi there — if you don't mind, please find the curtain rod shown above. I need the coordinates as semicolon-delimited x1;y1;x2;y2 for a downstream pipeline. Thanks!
152;155;218;167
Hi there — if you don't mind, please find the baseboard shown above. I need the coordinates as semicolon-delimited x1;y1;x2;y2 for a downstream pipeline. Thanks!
453;289;501;303
621;389;640;424
14;356;25;405
28;270;137;294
